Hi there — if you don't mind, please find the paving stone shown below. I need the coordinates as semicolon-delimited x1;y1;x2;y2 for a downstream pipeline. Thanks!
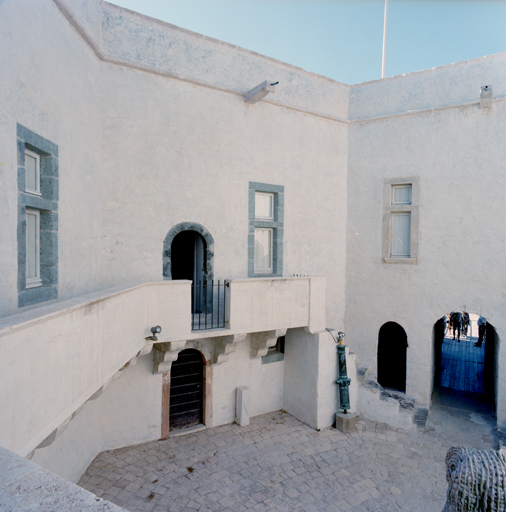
78;408;497;512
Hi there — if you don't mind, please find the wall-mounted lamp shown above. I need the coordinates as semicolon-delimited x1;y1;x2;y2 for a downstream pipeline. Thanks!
480;84;493;109
245;80;278;104
145;325;161;341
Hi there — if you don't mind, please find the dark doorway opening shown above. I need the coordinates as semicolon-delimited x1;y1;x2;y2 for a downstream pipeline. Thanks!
169;349;204;431
377;322;407;392
433;313;496;415
171;231;206;312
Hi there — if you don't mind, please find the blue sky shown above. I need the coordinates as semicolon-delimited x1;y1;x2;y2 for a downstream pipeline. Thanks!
108;0;506;84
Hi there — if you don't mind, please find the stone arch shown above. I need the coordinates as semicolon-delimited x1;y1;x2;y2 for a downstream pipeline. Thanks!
377;322;408;392
163;222;215;280
161;345;213;438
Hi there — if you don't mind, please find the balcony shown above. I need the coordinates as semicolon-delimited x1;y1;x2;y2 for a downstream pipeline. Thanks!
172;276;326;340
226;276;325;334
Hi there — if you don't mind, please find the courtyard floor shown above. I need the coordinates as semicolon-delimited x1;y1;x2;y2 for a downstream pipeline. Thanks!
78;392;497;512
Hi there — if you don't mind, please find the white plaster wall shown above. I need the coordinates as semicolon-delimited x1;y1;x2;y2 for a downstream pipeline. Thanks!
349;52;506;120
346;60;506;418
96;62;347;329
75;0;350;120
283;328;318;428
0;0;104;317
0;281;189;456
0;0;348;332
212;337;284;426
32;354;162;483
282;329;354;430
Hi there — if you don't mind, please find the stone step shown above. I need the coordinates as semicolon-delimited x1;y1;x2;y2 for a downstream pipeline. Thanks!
357;370;422;431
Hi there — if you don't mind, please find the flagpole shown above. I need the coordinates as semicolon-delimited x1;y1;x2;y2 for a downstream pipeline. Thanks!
382;0;388;78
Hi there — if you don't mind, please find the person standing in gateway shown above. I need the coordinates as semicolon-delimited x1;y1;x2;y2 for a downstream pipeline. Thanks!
475;316;487;347
451;311;463;342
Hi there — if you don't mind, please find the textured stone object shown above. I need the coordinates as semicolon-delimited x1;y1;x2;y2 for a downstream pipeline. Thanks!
442;446;506;511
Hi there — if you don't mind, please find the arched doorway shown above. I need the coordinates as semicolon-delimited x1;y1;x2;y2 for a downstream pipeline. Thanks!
433;313;496;402
171;231;206;313
163;223;214;314
169;349;204;431
377;322;408;392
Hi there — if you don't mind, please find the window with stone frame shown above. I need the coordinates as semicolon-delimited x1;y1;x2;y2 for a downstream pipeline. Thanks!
382;177;419;264
248;182;284;277
17;124;59;307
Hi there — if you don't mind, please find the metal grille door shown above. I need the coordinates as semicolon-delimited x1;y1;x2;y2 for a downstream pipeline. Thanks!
169;349;204;431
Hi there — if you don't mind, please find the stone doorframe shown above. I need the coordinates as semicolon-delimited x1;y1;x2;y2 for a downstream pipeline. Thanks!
160;350;212;439
162;222;215;280
153;334;247;438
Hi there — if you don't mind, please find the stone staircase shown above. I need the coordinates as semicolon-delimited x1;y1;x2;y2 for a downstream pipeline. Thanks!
356;365;429;431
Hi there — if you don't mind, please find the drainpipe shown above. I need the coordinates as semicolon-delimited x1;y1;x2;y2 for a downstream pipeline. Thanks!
335;331;351;413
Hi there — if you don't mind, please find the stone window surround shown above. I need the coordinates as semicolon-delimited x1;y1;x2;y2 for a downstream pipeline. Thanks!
248;182;284;277
17;124;59;308
382;176;419;265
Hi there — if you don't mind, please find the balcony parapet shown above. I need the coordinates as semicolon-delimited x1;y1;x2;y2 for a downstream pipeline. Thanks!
0;280;190;457
226;276;325;335
0;276;325;456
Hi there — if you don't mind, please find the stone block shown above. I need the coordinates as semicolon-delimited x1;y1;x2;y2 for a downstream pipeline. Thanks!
236;386;250;426
334;412;358;433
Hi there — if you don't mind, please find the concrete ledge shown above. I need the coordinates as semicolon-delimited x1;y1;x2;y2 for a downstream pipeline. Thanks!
0;446;126;511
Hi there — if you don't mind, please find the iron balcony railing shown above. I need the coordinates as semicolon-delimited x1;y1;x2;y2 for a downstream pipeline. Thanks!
191;280;228;331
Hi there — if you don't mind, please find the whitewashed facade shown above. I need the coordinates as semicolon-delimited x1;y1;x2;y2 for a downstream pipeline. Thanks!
0;0;505;483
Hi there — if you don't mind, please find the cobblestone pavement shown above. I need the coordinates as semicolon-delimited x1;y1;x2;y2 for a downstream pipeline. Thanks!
78;401;496;512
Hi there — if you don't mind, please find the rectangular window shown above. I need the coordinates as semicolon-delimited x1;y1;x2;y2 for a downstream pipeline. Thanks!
25;209;42;288
25;149;41;195
255;192;274;220
254;228;273;273
17;124;59;307
382;177;419;264
391;184;412;205
248;182;284;277
391;212;411;258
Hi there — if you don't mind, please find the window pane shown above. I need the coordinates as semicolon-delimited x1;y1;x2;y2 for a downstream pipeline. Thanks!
26;211;38;279
391;212;411;257
255;192;274;219
392;185;412;205
25;152;38;192
254;228;273;272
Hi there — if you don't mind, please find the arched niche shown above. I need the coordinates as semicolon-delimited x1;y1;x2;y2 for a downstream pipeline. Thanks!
377;322;408;392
